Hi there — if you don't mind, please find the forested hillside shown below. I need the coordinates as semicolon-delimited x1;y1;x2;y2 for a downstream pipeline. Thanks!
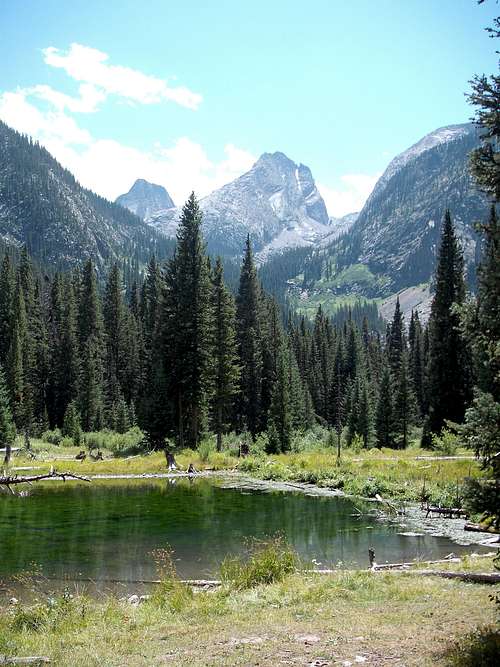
0;121;175;275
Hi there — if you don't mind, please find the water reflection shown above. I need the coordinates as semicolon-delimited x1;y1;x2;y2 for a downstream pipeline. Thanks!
0;479;478;585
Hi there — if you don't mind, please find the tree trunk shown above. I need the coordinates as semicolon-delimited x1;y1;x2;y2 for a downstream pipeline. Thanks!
216;405;222;452
177;393;184;449
3;442;11;467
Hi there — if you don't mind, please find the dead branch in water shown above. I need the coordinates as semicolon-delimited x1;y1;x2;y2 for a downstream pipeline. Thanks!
0;469;91;494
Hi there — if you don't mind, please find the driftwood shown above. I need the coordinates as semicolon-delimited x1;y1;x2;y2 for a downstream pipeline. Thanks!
0;470;90;494
425;505;468;519
0;657;50;665
464;522;497;533
398;569;500;584
374;493;399;515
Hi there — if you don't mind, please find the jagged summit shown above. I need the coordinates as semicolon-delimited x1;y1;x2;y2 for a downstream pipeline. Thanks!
126;151;332;259
116;179;175;221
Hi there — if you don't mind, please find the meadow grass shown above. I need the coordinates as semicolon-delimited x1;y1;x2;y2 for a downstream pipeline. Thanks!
0;554;497;666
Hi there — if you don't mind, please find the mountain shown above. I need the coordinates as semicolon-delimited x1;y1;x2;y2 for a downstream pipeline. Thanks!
302;123;488;302
0;121;172;273
116;179;175;221
120;152;332;259
319;212;359;247
349;123;485;289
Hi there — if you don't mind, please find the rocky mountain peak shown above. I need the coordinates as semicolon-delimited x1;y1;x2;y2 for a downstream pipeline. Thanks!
123;151;331;259
116;179;175;221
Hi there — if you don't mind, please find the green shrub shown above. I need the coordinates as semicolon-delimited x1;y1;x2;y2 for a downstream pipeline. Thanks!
84;427;145;456
445;625;500;666
198;438;215;462
60;436;74;448
220;537;299;590
41;428;63;446
432;428;459;455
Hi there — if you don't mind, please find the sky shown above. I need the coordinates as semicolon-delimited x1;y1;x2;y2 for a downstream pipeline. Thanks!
0;0;498;217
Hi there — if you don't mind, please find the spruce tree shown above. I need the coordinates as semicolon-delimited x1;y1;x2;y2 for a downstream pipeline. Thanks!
266;344;292;453
387;297;405;374
376;365;395;448
80;335;104;432
0;364;16;465
236;236;263;436
0;255;14;366
212;258;240;451
392;352;416;448
162;193;214;447
425;211;472;440
468;205;500;398
78;260;104;432
62;400;82;445
103;264;128;413
408;310;425;415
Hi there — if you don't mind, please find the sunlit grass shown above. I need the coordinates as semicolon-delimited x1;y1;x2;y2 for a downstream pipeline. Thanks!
0;554;496;666
8;430;482;506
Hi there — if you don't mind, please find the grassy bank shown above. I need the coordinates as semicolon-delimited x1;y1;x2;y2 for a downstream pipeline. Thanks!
1;555;498;666
10;435;482;507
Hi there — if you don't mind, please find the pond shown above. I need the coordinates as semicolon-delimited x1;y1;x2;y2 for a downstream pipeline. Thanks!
0;478;481;591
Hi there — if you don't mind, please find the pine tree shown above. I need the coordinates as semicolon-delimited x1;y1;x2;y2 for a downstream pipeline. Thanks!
0;364;16;465
103;264;128;412
387;297;405;374
408;310;425;415
78;260;104;431
393;352;416;448
236;236;263;436
212;258;240;451
376;365;395;448
80;335;104;432
425;211;472;440
62;400;82;445
266;344;292;453
162;193;214;447
469;205;500;399
0;255;14;366
7;322;24;428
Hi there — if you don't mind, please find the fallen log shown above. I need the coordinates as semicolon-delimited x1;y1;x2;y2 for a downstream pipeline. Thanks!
464;522;498;534
425;505;468;519
0;470;91;494
399;569;500;584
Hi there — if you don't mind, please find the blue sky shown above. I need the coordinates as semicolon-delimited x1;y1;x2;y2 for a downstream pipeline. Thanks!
0;0;497;215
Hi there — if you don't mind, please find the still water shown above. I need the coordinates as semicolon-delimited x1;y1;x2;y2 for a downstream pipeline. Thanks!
0;478;476;586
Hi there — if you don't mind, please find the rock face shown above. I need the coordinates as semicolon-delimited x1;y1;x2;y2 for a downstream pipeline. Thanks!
319;212;359;247
0;120;168;272
116;179;175;221
331;123;487;293
120;152;332;259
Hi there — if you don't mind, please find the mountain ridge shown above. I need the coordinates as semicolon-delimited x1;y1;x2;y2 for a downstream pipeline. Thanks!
117;151;333;260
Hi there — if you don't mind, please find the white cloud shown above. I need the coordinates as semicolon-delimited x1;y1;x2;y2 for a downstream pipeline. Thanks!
0;89;254;205
43;43;202;110
318;173;380;218
30;83;106;113
0;90;92;145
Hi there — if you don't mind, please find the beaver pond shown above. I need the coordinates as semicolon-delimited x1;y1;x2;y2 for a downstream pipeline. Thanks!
0;477;484;591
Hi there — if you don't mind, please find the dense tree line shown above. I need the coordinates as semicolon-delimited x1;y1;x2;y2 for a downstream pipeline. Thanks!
0;184;488;460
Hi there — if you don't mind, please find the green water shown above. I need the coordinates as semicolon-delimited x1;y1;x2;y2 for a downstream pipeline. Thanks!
0;479;475;587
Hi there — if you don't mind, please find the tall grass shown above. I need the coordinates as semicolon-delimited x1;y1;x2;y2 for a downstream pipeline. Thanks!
220;536;299;590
